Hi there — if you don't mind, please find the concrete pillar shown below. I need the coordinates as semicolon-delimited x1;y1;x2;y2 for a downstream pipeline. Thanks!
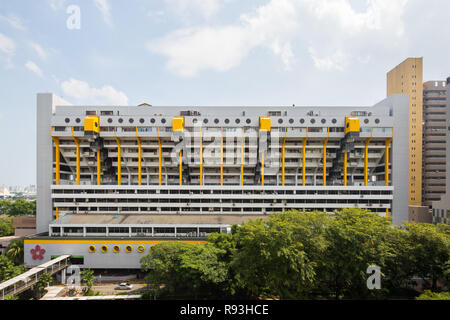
61;269;66;284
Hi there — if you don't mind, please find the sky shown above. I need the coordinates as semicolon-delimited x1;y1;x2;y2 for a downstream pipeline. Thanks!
0;0;450;186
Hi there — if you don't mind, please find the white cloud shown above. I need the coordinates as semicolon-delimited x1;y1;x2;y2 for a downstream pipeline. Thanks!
308;47;349;71
0;14;26;30
61;78;129;105
94;0;113;27
29;42;49;60
164;0;226;20
0;33;15;68
25;60;44;77
149;0;409;76
0;33;15;55
49;0;67;11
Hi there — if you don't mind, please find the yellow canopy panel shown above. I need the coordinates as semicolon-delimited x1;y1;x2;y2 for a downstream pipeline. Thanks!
345;116;360;134
259;117;271;132
173;116;184;132
84;116;100;134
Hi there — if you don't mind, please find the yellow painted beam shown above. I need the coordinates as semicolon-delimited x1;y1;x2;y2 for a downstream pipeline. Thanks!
25;239;206;245
282;127;287;186
179;150;183;186
157;128;162;186
302;128;308;186
364;129;373;186
220;127;223;186
343;152;348;186
323;128;329;186
72;127;80;185
114;127;121;185
199;128;203;185
51;127;60;185
97;151;101;185
136;127;142;186
385;138;392;186
261;152;264;186
241;127;244;186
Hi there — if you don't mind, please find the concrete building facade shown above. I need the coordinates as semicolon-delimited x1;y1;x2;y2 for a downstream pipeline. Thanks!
431;78;450;224
422;80;447;208
24;93;410;269
387;57;423;206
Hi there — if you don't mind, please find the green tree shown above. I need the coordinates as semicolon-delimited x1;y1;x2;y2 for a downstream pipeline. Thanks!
317;209;395;299
7;200;36;216
80;269;95;293
140;242;228;299
231;210;330;299
402;222;450;291
35;273;53;298
416;290;450;300
0;255;25;282
6;239;24;266
0;214;14;236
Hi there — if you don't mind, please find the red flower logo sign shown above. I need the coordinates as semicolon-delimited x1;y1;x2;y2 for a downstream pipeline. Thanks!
30;245;46;260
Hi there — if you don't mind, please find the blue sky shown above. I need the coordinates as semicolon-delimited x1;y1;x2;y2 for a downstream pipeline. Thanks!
0;0;450;186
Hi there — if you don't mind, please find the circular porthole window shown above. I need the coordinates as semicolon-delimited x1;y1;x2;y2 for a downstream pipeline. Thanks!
310;119;315;124
107;118;113;123
139;118;144;124
193;118;198;124
246;118;251;124
150;118;155;124
289;119;294;124
118;118;123;124
161;118;166;124
113;245;120;253
300;118;305;124
203;119;209;124
235;118;240;124
321;119;326;124
214;119;219;124
129;118;134;124
332;118;337;124
101;245;108;253
65;118;70;123
88;245;96;253
76;118;81;123
224;119;230;124
137;245;145;253
278;119;283;124
375;118;380;124
125;245;133;253
364;119;369;124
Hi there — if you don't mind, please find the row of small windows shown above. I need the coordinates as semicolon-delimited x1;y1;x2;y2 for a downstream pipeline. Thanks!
64;117;381;126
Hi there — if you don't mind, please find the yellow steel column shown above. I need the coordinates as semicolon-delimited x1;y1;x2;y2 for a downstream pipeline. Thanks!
364;128;373;186
261;152;265;186
323;128;329;186
199;128;203;185
114;127;121;185
136;127;142;186
179;150;182;186
220;127;223;186
51;127;60;185
55;207;59;220
302;127;308;186
385;138;392;186
72;127;80;185
282;127;287;186
97;151;101;185
343;152;348;186
157;127;162;186
241;127;244;186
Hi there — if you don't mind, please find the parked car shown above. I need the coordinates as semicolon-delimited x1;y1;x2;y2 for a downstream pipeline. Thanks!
115;282;133;290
